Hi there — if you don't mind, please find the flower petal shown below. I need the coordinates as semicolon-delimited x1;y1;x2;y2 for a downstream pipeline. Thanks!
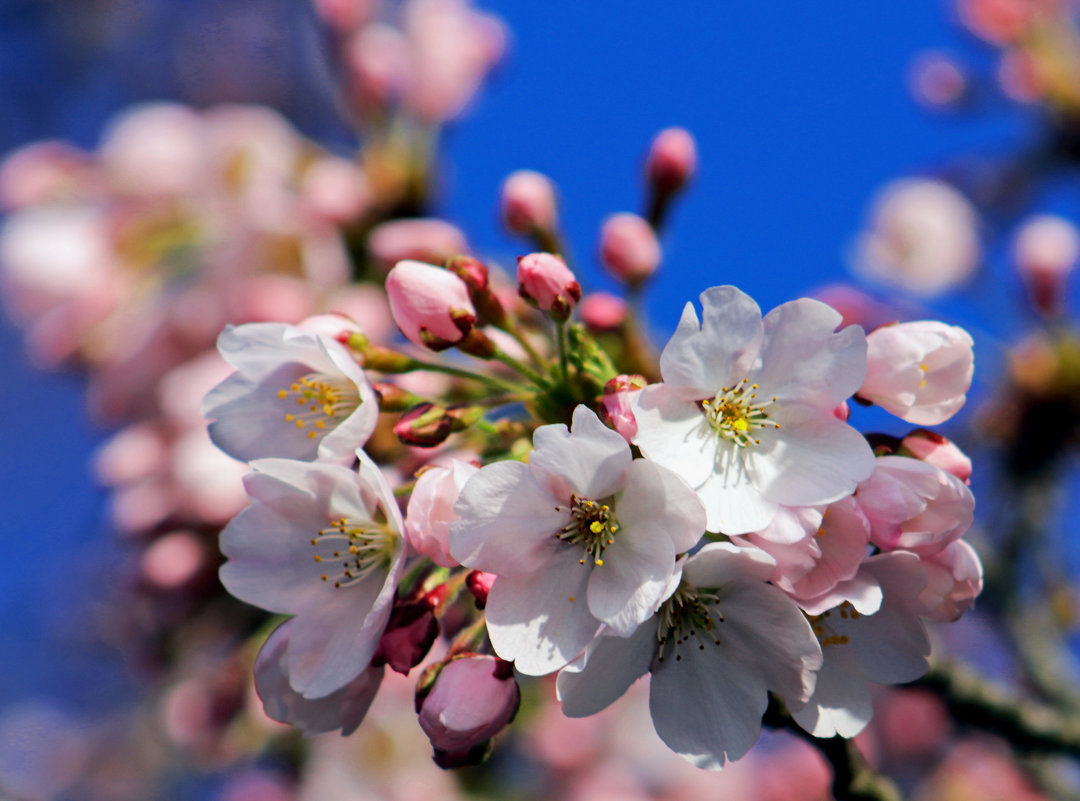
529;405;631;500
556;621;657;718
631;385;717;489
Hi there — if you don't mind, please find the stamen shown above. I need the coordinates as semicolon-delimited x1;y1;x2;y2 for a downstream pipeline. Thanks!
311;516;396;589
278;372;361;443
702;379;780;447
554;494;620;566
807;602;856;647
656;581;723;663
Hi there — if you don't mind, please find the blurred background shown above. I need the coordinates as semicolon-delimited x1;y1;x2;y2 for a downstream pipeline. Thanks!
1;0;1077;799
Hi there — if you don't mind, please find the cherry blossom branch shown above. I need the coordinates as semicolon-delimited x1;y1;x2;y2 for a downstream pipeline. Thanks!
913;661;1080;759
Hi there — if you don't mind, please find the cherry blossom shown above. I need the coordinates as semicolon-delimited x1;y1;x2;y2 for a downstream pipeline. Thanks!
202;322;378;463
449;405;706;675
631;285;875;535
404;459;479;567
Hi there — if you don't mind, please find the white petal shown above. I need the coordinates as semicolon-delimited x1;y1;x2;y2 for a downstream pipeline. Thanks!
486;549;600;676
631;385;717;489
616;459;706;554
682;542;776;587
529;406;631;501
695;467;779;535
791;645;872;738
556;621;657;717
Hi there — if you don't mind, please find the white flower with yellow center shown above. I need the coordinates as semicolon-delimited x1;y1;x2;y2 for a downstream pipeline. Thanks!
202;322;377;464
631;286;876;535
219;451;405;698
449;405;706;676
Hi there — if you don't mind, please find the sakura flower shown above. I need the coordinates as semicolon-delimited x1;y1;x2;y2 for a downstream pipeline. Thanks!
219;452;406;697
855;455;974;556
793;552;931;738
202;322;378;464
858;321;974;425
254;620;384;734
449;405;706;675
631;285;875;535
916;538;983;622
405;459;479;567
556;543;822;769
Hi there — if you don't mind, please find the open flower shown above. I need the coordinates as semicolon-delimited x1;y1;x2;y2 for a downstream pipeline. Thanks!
631;286;875;535
449;405;705;675
556;543;822;769
202;322;378;464
219;451;406;698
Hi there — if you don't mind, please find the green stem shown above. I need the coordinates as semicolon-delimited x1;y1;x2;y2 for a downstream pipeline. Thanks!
408;358;523;393
556;319;571;388
493;348;551;388
505;321;547;368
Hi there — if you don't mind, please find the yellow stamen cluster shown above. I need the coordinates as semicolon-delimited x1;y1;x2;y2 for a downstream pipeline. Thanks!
702;378;780;447
656;581;723;663
555;494;620;566
278;372;360;440
312;517;395;589
808;602;859;647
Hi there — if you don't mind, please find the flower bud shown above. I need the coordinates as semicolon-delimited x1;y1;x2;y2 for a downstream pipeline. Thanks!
500;170;557;235
394;403;454;447
917;539;983;622
446;254;507;328
517;252;580;320
579;292;627;333
373;596;440;675
645;127;697;195
416;654;520;766
599;212;661;285
371;382;421;412
369;220;468;272
466;570;496;608
1014;215;1079;316
899;429;972;485
601;374;647;442
405;459;479;567
386;260;477;350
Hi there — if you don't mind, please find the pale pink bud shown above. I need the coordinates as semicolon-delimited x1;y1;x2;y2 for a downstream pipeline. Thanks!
909;51;968;109
832;401;850;421
916;539;983;622
1014;214;1079;315
856;455;975;557
601;374;647;442
405;460;479;566
645;127;697;194
368;219;468;271
501;170;558;234
517;252;580;319
299;156;371;225
599;212;661;284
296;312;363;342
579;292;627;333
417;654;519;762
957;0;1032;44
345;24;411;109
900;429;972;485
312;0;375;32
860;321;974;425
386;260;477;350
0;141;91;210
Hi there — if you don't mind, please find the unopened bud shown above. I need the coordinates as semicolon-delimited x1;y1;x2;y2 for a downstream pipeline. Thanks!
501;170;557;235
645;127;697;196
395;403;453;447
599;213;661;285
372;382;421;411
1014;215;1079;316
345;332;418;373
579;292;627;333
517;252;580;321
601;374;647;442
373;597;440;675
446;253;508;328
466;570;496;609
899;429;973;485
370;220;468;272
387;260;477;351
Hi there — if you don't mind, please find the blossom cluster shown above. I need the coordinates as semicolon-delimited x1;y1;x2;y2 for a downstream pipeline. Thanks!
204;185;980;768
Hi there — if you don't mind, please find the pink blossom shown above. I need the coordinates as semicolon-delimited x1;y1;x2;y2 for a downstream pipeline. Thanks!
900;429;972;484
579;292;627;332
311;0;375;32
0;141;92;210
417;654;519;762
386;260;477;350
99;103;207;198
599;213;661;285
916;538;983;622
859;320;974;425
645;127;697;194
1014;214;1080;315
405;459;479;567
517;252;581;319
368;218;468;271
501;170;558;235
344;24;411;110
855;455;974;556
299;156;372;226
909;51;968;109
601;374;646;442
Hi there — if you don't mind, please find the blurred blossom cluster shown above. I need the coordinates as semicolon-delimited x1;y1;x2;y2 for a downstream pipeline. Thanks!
7;1;1080;801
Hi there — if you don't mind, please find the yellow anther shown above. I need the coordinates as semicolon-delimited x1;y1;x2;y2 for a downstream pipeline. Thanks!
277;390;288;399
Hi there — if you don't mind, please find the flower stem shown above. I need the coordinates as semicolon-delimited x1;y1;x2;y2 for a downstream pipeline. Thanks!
407;358;523;393
556;319;571;387
493;348;551;388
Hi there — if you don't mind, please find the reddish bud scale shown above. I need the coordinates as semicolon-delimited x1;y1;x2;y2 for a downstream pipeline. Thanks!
465;570;496;608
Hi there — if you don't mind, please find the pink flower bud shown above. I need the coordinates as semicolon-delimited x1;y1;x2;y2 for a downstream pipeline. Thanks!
405;459;479;567
900;429;972;485
601;374;647;442
645;127;697;195
500;170;558;234
299;156;371;225
369;219;468;272
517;252;580;319
832;400;850;421
394;403;454;447
859;321;974;425
599;212;661;285
312;0;375;31
1014;215;1079;316
345;23;411;110
908;51;968;109
386;260;476;350
466;570;495;609
417;654;519;763
916;539;983;622
373;597;440;674
579;292;627;333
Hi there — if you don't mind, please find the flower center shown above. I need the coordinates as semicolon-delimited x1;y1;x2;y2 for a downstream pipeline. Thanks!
656;581;723;662
555;494;620;566
807;602;858;647
702;378;779;447
278;372;361;440
312;516;397;589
